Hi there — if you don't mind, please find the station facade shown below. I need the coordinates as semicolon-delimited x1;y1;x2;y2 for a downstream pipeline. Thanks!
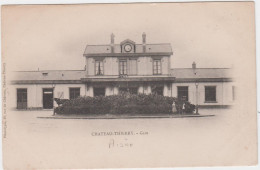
10;33;235;109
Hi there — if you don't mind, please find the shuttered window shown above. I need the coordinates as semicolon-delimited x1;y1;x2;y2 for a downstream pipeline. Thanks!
95;60;104;75
153;59;161;75
119;60;127;75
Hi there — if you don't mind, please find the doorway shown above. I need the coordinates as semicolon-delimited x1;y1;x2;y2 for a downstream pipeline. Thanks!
94;87;105;96
17;88;27;109
43;88;54;109
152;86;164;96
177;86;188;101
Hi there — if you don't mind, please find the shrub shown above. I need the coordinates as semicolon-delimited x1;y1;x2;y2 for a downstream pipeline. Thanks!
174;100;195;114
184;101;196;113
54;94;177;115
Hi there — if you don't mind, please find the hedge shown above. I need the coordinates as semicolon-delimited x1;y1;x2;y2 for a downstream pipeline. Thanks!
54;93;195;115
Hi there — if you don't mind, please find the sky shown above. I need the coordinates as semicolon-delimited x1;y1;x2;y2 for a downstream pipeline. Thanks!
2;2;255;71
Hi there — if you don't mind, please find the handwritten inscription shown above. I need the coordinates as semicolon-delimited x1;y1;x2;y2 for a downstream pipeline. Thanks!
90;130;149;148
108;138;133;148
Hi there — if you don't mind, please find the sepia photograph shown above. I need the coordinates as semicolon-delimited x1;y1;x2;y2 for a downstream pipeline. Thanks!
1;1;258;169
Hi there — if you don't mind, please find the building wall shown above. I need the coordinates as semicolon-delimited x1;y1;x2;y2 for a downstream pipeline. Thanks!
137;57;149;75
10;81;235;109
172;82;235;106
86;56;170;76
163;83;172;97
106;57;119;75
87;57;95;75
9;84;86;109
162;57;170;75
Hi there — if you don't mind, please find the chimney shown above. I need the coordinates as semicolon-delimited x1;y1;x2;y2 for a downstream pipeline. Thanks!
192;62;196;69
110;33;115;53
142;32;146;53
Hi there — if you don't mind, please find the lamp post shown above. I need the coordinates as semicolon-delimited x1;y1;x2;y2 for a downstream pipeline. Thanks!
195;82;199;114
52;83;56;116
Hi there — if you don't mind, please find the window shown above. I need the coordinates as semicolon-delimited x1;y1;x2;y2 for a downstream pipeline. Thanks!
119;60;127;75
94;87;105;96
17;88;27;109
205;86;216;102
153;59;161;75
177;86;188;101
95;60;104;75
152;86;164;96
129;59;137;75
69;88;80;100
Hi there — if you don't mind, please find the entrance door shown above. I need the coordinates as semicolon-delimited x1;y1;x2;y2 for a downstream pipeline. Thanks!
119;87;138;95
94;87;105;96
152;86;164;96
129;87;138;95
177;86;188;101
119;87;128;94
17;89;27;109
43;88;53;109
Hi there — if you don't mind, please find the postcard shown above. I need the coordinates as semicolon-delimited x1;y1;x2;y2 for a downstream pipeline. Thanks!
1;2;257;169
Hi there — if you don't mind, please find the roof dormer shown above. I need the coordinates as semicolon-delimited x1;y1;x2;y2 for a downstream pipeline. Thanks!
120;39;136;53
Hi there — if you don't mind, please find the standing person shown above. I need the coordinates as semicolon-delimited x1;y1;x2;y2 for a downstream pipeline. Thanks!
182;102;185;114
53;98;59;116
172;101;177;113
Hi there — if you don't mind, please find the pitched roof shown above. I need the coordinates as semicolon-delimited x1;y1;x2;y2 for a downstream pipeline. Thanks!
12;70;86;81
11;68;233;84
120;39;136;45
171;68;232;79
84;43;173;55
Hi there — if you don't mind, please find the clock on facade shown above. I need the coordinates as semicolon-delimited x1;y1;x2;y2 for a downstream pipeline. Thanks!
124;44;132;52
